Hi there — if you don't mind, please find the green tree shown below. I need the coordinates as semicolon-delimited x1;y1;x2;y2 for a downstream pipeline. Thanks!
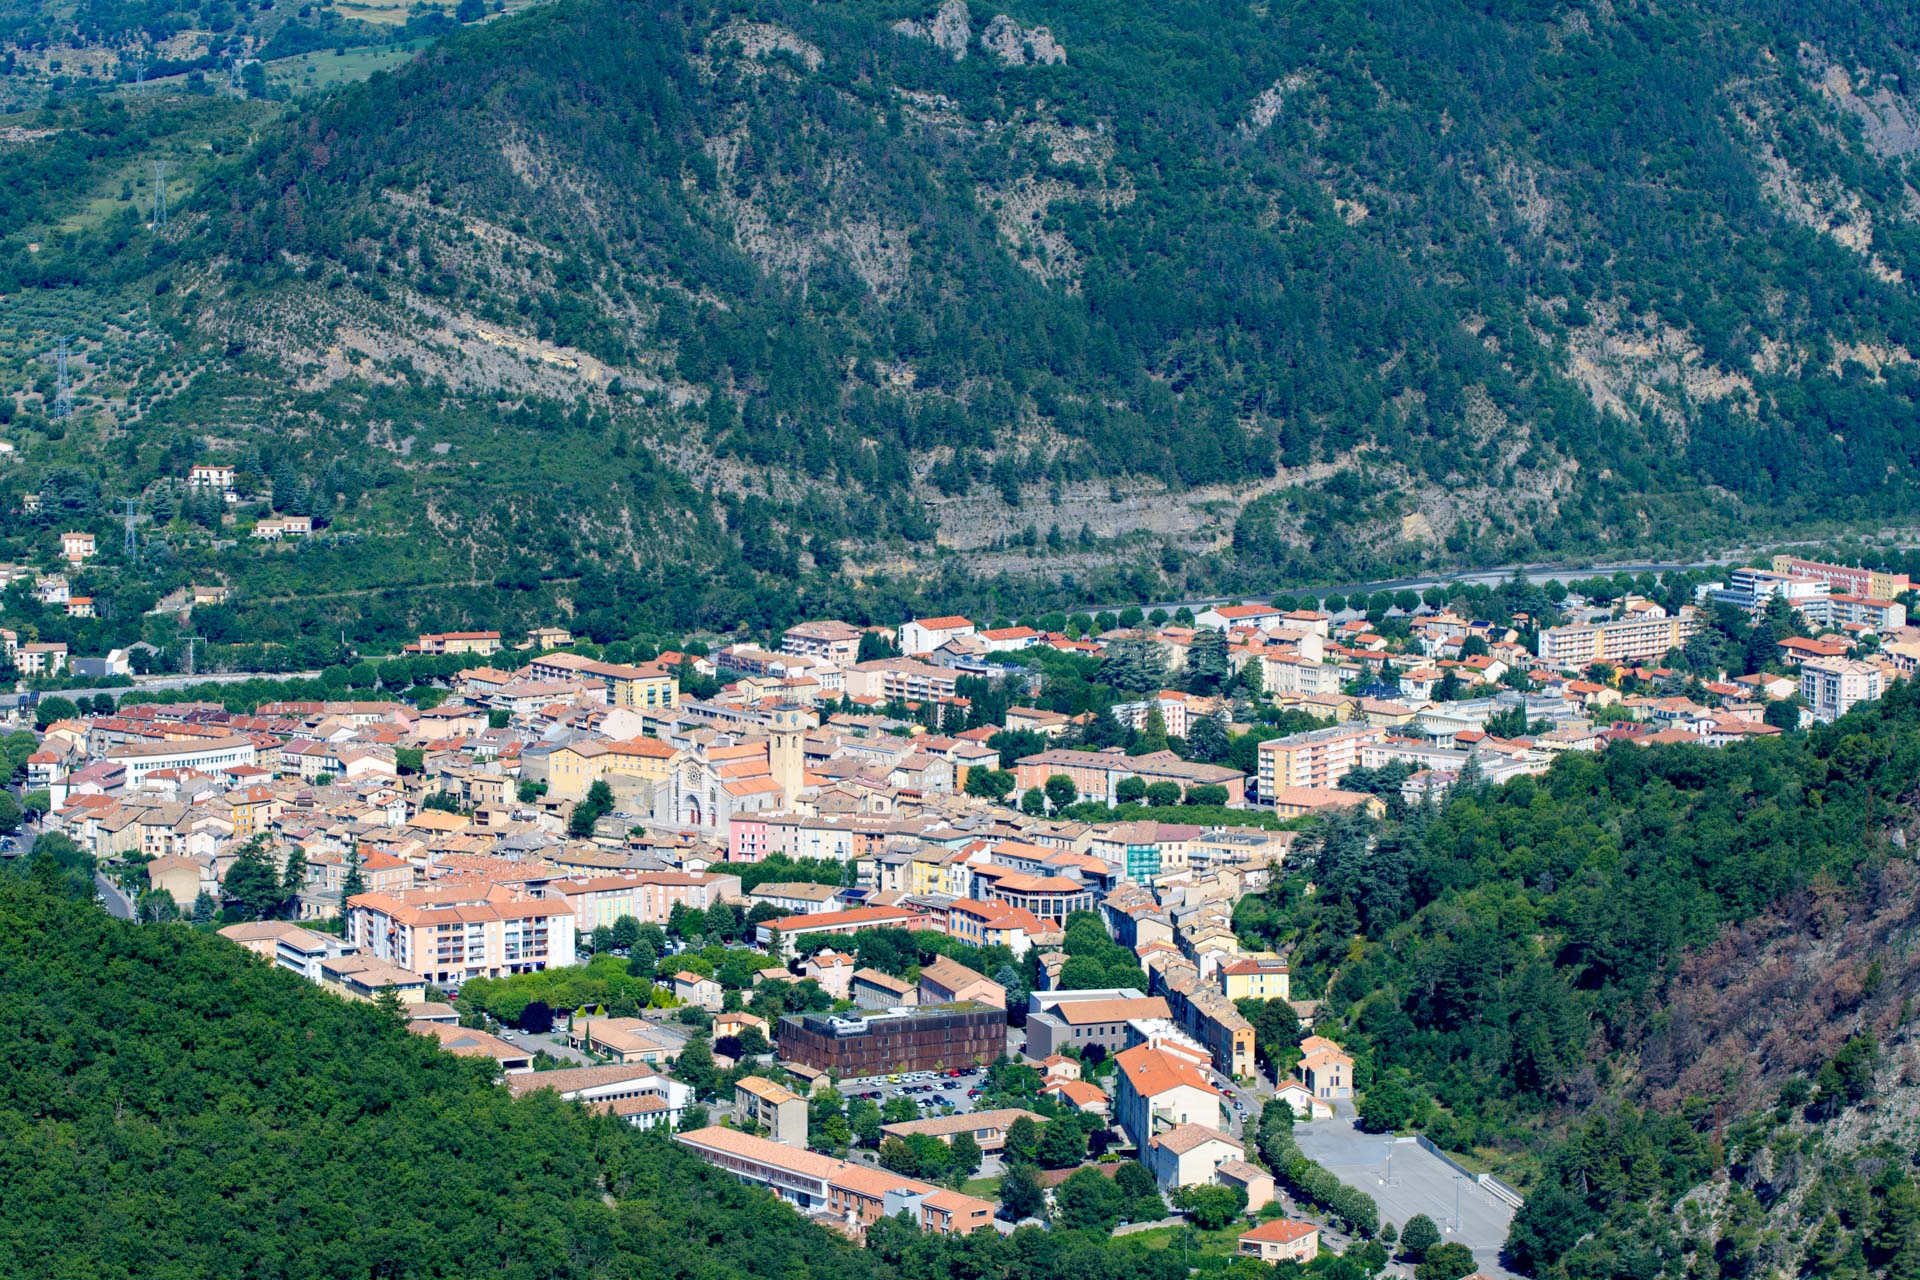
965;768;1016;802
1000;1161;1047;1222
339;846;367;903
948;1129;983;1180
222;841;291;921
190;891;218;926
1115;776;1147;804
1036;1117;1086;1168
1173;1184;1246;1230
675;1035;718;1095
1144;781;1182;807
1021;788;1048;817
1055;1166;1127;1231
34;696;79;730
1044;774;1078;813
1004;1115;1042;1164
1401;1213;1441;1259
1416;1242;1477;1280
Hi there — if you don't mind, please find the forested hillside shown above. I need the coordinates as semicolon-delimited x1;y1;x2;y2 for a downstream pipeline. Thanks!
11;0;1920;638
0;863;1312;1279
1233;671;1920;1280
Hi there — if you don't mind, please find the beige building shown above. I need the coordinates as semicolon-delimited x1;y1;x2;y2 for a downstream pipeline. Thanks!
568;1017;681;1066
545;736;679;801
1238;1219;1319;1263
734;1075;809;1147
877;1108;1045;1153
917;955;1007;1009
347;885;577;984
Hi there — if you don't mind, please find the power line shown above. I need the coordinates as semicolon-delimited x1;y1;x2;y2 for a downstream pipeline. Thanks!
52;337;73;419
151;160;168;229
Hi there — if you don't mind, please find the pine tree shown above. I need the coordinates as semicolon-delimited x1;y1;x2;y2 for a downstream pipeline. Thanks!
340;847;367;903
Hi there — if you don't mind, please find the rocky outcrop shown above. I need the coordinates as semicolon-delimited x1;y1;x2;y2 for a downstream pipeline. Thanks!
979;14;1065;66
892;0;972;60
892;3;1064;65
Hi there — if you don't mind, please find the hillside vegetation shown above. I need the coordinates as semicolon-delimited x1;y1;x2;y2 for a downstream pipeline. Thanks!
1234;672;1920;1280
9;0;1920;638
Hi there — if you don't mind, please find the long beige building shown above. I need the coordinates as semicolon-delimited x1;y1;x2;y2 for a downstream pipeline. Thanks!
1536;610;1699;670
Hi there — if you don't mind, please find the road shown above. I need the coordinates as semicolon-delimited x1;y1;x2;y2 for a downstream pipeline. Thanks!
1116;556;1741;617
94;871;134;920
44;671;324;704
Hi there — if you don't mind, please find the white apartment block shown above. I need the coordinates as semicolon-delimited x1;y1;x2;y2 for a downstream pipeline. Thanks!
1800;657;1885;724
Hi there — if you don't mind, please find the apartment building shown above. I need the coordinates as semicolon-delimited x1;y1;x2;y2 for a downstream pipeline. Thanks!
1829;595;1908;631
1113;1042;1226;1152
1218;955;1291;1002
843;657;961;703
544;870;742;931
1771;556;1911;602
734;1076;809;1147
347;885;577;984
782;619;866;664
1800;656;1885;724
675;1127;995;1235
105;734;258;786
898;616;975;656
1536;609;1699;670
1256;723;1385;796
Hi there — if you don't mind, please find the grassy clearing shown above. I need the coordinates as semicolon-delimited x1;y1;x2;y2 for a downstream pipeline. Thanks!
1122;1225;1245;1257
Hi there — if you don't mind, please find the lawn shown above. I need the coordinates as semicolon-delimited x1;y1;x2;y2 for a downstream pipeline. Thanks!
1121;1225;1244;1257
960;1175;1003;1199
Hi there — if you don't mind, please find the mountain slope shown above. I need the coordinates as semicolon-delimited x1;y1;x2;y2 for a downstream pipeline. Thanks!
12;0;1920;640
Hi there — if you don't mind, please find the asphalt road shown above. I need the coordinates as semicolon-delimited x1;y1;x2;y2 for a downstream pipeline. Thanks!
94;871;135;920
1108;555;1749;616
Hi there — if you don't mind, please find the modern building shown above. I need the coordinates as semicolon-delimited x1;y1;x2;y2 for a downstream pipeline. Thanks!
1771;555;1911;602
346;885;577;985
674;1126;995;1236
1829;595;1908;631
776;1002;1006;1076
1025;991;1171;1061
1800;656;1885;724
105;734;258;786
1256;723;1385;796
218;920;359;982
1536;610;1699;670
734;1076;809;1147
507;1063;693;1129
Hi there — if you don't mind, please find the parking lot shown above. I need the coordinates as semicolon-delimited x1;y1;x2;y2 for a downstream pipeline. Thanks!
1292;1118;1517;1277
837;1066;987;1116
